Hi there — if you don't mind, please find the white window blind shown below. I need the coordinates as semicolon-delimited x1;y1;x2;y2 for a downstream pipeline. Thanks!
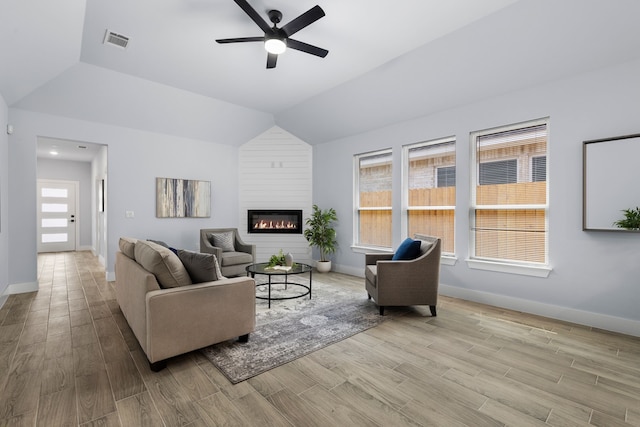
355;150;393;248
405;138;456;254
472;122;548;264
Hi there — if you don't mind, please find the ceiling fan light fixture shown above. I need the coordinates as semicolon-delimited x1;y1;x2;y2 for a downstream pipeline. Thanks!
216;1;327;68
265;37;286;54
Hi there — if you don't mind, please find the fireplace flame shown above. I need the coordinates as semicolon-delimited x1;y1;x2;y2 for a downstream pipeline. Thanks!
254;220;297;230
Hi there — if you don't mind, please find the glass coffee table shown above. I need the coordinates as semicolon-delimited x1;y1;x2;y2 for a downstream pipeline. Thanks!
246;263;313;308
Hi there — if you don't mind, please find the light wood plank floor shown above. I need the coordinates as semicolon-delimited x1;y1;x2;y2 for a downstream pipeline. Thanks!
1;251;639;426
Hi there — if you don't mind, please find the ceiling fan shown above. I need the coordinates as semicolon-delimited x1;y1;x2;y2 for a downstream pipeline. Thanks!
216;0;328;69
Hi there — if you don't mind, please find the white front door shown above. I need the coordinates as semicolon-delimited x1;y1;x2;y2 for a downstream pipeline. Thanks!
37;180;78;253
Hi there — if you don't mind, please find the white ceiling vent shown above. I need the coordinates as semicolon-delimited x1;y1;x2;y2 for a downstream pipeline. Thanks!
103;30;129;49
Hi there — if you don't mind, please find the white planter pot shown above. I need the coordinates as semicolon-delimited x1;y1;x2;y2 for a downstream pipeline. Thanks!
315;260;331;273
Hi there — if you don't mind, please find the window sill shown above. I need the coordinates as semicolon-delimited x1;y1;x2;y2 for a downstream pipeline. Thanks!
466;259;551;278
351;245;393;255
441;255;457;266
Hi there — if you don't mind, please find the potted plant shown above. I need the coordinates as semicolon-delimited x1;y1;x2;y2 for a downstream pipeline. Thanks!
613;207;640;230
303;204;338;272
266;249;294;269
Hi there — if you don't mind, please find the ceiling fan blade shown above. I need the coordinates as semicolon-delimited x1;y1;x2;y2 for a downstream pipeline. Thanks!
287;39;328;58
233;0;273;34
216;36;264;44
281;5;325;37
266;52;278;69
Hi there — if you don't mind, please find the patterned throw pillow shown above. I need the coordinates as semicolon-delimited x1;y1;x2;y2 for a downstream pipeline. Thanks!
209;231;235;252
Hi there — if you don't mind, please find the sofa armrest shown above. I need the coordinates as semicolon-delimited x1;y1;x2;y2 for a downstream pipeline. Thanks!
365;253;393;265
235;234;256;261
115;251;161;354
200;237;223;260
145;276;256;363
235;242;256;260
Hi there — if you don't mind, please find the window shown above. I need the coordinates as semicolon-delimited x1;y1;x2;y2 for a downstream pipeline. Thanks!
471;120;548;265
404;137;456;254
437;166;456;188
532;156;546;182
354;150;393;248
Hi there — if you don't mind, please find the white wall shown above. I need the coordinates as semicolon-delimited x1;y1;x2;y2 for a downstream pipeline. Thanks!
314;59;640;336
37;158;93;250
7;109;241;284
0;93;8;303
7;109;38;291
239;126;313;264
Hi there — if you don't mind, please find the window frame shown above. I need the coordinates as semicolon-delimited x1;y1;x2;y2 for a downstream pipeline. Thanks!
402;136;456;259
353;149;393;251
468;118;551;277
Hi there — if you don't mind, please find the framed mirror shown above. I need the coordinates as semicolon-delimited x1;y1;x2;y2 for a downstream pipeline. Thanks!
583;133;640;231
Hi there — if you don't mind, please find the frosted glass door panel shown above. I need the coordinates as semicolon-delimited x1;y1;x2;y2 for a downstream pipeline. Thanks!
42;233;68;243
42;218;68;228
41;188;68;198
42;203;68;213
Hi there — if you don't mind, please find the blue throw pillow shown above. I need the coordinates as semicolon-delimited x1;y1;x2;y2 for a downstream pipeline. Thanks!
392;238;421;261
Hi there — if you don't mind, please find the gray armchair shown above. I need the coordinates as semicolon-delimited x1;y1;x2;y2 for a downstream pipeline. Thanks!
200;228;256;277
365;234;441;316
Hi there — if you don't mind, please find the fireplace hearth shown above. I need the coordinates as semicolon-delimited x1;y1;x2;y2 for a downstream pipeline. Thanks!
248;210;303;234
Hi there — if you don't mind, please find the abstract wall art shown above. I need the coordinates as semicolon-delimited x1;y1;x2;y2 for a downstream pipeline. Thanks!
156;177;211;218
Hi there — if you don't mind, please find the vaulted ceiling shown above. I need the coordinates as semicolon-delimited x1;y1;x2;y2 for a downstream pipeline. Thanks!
2;0;640;148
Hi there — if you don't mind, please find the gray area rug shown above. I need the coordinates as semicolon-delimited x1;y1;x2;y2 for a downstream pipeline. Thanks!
201;278;393;384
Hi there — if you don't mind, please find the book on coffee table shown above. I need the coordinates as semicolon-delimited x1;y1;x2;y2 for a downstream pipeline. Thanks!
265;265;292;272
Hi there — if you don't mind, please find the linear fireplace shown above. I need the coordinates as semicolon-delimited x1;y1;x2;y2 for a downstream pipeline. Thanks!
247;209;303;234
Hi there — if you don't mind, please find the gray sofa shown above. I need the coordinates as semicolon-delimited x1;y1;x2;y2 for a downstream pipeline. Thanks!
115;238;256;371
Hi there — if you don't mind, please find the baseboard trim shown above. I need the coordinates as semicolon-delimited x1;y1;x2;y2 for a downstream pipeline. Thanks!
106;271;115;282
5;281;39;295
333;264;363;277
439;284;640;338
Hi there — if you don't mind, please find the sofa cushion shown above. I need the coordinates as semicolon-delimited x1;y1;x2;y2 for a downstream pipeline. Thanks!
392;238;421;261
208;231;235;252
119;237;137;259
220;251;253;267
419;239;435;255
148;239;169;248
148;239;178;255
177;250;226;283
134;240;192;288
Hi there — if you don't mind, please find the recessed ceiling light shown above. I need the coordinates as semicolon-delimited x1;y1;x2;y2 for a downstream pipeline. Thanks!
50;150;59;156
